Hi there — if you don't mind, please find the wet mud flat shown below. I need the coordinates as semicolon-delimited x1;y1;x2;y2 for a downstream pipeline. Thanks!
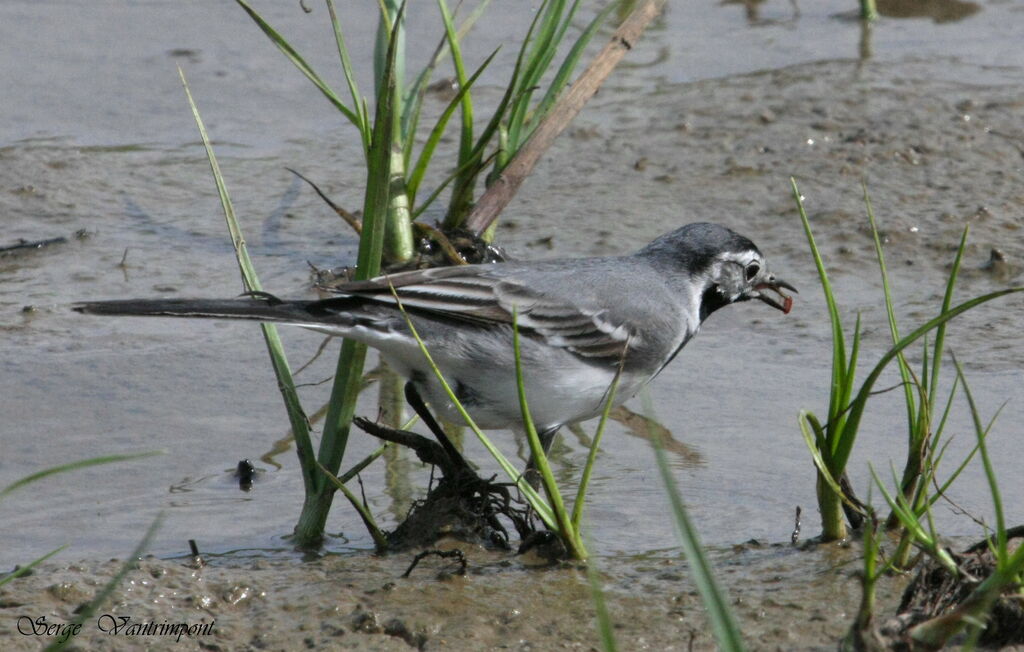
0;540;905;651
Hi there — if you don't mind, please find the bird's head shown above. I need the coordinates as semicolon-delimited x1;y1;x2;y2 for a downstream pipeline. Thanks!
638;222;796;321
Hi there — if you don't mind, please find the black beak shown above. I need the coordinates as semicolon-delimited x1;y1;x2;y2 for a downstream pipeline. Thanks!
755;276;797;314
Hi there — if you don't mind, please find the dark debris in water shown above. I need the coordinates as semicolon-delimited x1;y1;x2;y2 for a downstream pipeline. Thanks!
384;470;537;553
352;415;544;554
0;235;67;257
311;226;508;288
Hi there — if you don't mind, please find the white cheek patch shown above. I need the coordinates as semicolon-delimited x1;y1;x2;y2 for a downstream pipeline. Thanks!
709;250;765;301
718;250;762;268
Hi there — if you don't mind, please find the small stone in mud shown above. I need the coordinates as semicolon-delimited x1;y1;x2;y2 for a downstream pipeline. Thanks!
47;582;89;604
350;609;381;634
384;618;427;648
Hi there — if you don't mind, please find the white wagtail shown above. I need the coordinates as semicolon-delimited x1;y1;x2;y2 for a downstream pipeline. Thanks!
75;222;794;464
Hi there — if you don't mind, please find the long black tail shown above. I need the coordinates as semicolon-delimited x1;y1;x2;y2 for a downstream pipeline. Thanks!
72;296;339;327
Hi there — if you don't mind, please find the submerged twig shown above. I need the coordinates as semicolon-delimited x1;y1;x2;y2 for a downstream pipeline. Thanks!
286;167;363;235
0;235;68;256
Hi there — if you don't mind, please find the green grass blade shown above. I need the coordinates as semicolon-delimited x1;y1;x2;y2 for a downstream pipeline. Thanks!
438;0;477;222
831;312;862;452
401;0;493;168
180;67;318;496
508;0;566;147
46;514;163;652
512;310;583;558
0;451;161;501
234;0;361;129
436;0;541;229
834;286;1024;471
571;364;622;530
798;411;847;499
310;0;402;495
586;558;618;651
929;391;1002;508
791;179;848;427
869;464;957;575
316;460;388;550
953;357;1007;558
407;48;499;205
645;392;747;652
526;1;617;139
928;226;969;410
326;0;370;154
865;186;916;430
0;545;68;588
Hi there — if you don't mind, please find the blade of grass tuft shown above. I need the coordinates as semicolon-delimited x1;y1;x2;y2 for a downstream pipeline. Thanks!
0;545;67;588
512;309;584;559
953;357;1007;558
316;460;388;551
0;451;162;501
438;0;478;222
644;392;746;651
928;227;968;410
326;0;370;154
791;179;849;430
401;0;493;168
865;185;917;433
407;48;499;205
833;286;1024;472
46;514;163;652
296;4;403;543
586;556;618;651
524;1;619;141
180;67;318;498
235;0;361;129
571;356;623;530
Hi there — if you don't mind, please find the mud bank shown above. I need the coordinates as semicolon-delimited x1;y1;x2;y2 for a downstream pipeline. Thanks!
1;540;906;651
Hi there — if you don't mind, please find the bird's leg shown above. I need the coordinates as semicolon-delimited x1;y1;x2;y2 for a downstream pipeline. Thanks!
404;382;473;476
523;426;561;490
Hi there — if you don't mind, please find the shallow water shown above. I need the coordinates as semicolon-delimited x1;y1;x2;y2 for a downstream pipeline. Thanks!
3;0;1023;575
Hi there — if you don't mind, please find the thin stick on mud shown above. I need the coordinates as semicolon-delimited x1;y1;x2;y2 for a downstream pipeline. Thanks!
462;0;667;235
402;548;468;578
791;506;802;545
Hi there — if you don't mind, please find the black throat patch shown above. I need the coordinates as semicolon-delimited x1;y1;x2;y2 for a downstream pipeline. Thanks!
699;284;732;322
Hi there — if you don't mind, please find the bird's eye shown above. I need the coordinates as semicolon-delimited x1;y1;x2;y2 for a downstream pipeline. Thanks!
745;263;760;281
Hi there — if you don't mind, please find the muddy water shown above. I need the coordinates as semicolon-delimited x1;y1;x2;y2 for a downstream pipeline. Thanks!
2;1;1023;648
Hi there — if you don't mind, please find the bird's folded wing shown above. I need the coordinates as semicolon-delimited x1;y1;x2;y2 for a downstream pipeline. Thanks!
321;266;633;364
